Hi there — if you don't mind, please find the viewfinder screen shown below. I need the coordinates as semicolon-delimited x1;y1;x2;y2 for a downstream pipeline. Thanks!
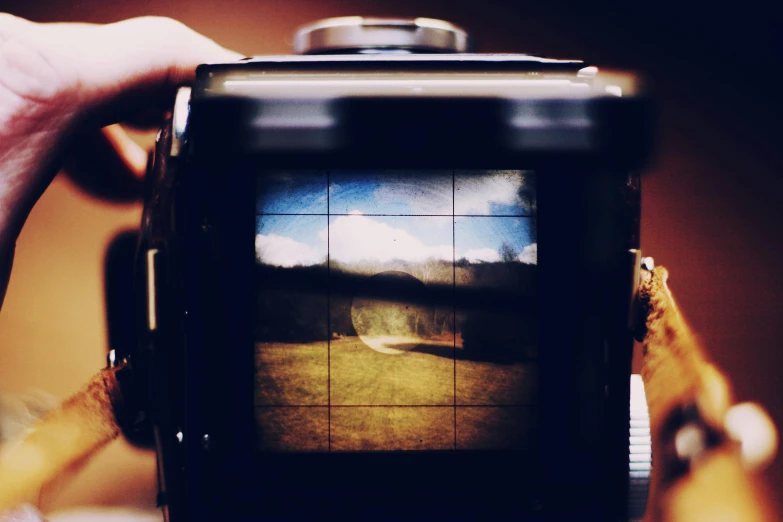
254;170;537;452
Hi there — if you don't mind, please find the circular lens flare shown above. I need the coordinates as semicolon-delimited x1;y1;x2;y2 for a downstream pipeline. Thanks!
351;271;432;355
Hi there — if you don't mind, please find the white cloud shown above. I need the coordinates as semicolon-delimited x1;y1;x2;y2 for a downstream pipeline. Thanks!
518;243;537;265
324;215;452;264
463;248;501;263
256;233;324;267
455;171;525;214
259;215;537;267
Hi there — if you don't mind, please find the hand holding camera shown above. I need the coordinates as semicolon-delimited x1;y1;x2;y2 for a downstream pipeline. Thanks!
0;14;238;306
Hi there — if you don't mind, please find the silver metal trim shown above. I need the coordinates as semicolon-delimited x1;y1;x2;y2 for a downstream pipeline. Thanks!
237;53;581;64
147;248;158;331
220;76;609;99
577;66;599;78
107;349;118;369
171;86;191;157
293;16;470;55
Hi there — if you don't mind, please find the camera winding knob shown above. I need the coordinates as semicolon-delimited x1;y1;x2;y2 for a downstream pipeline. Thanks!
629;374;651;521
293;16;471;55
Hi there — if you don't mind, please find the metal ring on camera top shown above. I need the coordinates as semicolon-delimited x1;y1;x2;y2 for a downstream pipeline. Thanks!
293;16;471;55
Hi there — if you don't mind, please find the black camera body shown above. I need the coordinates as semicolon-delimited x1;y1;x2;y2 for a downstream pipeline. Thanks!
129;17;654;521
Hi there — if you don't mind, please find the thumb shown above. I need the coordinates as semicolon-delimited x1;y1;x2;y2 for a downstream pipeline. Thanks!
12;15;242;115
0;15;241;251
75;17;243;106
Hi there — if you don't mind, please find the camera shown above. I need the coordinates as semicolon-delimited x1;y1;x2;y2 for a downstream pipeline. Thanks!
127;16;655;521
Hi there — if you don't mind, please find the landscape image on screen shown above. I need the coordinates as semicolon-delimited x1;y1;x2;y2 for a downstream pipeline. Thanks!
254;170;537;452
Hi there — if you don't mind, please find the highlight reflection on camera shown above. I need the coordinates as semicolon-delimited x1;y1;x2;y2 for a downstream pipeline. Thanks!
255;170;537;452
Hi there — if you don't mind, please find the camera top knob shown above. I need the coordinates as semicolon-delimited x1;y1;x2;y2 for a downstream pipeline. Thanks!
293;16;471;55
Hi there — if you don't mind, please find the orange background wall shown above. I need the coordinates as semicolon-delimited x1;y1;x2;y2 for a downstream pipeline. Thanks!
1;0;781;512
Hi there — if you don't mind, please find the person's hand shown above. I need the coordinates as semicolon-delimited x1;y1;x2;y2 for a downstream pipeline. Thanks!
0;14;241;305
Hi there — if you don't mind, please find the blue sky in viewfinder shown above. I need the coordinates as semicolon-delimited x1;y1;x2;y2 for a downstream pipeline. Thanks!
255;170;536;266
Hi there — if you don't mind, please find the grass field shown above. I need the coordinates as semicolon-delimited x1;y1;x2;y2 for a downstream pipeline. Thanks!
256;336;537;451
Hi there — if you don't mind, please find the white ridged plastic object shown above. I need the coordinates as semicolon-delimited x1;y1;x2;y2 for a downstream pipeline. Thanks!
629;374;651;521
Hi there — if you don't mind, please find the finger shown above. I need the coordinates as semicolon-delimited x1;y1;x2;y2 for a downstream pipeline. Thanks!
63;17;242;109
102;125;147;180
20;16;241;202
58;18;242;195
63;125;147;202
15;16;243;119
